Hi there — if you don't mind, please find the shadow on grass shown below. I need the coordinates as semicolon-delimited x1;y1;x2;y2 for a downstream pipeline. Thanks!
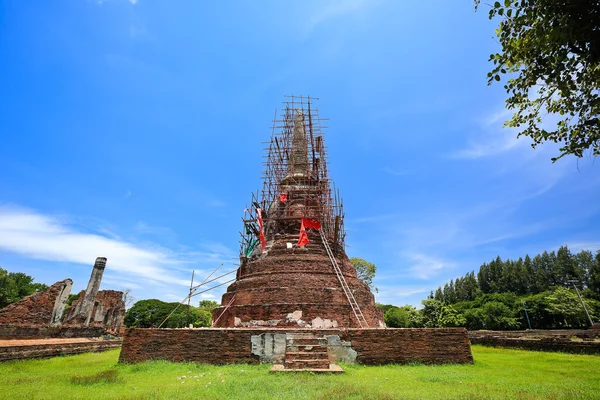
71;369;120;385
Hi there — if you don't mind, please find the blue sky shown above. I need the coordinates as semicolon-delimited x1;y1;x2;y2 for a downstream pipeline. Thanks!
1;0;599;308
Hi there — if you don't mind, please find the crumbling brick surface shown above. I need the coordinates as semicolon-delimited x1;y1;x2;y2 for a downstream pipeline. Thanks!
468;329;600;354
0;280;72;326
213;236;384;328
0;338;122;361
66;290;125;334
0;325;105;339
119;328;473;365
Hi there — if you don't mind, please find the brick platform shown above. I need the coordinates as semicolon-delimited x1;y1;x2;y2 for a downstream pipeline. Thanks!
468;329;600;355
119;327;473;365
0;338;122;362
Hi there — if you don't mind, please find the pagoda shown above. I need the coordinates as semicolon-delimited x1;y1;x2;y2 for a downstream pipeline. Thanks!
212;96;384;328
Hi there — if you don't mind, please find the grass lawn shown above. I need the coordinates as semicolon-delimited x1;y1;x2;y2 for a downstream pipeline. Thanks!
0;345;599;399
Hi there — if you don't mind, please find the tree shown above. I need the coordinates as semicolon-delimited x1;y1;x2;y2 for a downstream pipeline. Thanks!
198;300;219;310
421;299;444;328
384;305;422;328
438;305;467;327
349;258;377;292
476;0;600;161
124;299;212;328
122;289;135;309
0;267;48;309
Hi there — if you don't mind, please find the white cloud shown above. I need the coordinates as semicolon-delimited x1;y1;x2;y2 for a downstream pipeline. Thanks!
381;166;411;177
0;206;233;289
406;253;455;280
449;109;524;159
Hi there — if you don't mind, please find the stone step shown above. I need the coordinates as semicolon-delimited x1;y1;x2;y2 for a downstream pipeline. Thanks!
290;337;325;346
284;359;330;370
285;351;328;361
270;364;344;374
286;344;328;353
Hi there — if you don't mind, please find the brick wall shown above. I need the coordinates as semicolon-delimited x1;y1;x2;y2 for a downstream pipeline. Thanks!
468;329;600;355
0;280;72;326
119;328;473;365
65;290;125;334
0;325;105;339
0;339;122;361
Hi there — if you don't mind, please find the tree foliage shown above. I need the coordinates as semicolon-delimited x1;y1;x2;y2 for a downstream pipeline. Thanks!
384;305;422;328
476;0;600;161
198;300;219;310
124;299;212;328
349;257;377;292
427;245;600;330
0;267;48;309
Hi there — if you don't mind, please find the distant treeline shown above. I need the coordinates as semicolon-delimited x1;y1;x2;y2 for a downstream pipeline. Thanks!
433;246;600;303
379;246;600;330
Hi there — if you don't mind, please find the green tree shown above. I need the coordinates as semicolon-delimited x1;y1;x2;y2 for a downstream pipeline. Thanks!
349;258;377;292
384;305;422;328
124;299;212;328
588;251;600;299
198;300;219;310
476;0;600;161
438;305;467;327
480;301;520;330
0;267;48;308
421;299;444;328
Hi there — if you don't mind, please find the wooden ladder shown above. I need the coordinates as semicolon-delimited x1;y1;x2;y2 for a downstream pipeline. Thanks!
320;229;368;328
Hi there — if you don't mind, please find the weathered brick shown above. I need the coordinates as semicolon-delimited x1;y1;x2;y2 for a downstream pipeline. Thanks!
119;328;473;365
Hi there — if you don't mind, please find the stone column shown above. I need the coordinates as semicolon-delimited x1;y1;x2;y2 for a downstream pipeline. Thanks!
79;257;107;326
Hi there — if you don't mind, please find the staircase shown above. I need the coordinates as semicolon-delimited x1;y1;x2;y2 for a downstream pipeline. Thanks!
270;334;343;373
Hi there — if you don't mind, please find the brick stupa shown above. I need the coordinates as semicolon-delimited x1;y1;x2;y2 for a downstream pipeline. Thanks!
212;96;384;328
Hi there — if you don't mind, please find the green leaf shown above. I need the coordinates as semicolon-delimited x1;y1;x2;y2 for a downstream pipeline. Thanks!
507;9;512;17
494;1;501;7
495;75;501;81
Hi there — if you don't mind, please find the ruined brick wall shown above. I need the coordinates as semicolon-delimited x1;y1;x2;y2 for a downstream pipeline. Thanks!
213;235;384;328
0;280;72;326
468;329;600;355
0;325;105;339
119;328;473;365
66;290;125;334
0;339;122;361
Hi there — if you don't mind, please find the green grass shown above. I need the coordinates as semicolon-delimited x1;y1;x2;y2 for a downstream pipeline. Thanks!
0;345;599;399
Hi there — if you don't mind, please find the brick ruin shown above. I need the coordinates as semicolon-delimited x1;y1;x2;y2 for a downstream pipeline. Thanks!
120;95;473;368
0;279;72;327
212;96;384;329
65;258;125;334
0;257;125;337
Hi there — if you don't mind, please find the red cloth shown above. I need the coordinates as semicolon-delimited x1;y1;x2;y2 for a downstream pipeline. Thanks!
297;218;321;247
297;221;309;247
279;193;288;204
257;208;266;251
302;218;321;230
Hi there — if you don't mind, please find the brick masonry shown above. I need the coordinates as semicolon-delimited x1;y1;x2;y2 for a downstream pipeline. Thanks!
119;328;473;365
0;325;105;339
0;280;72;326
212;235;384;328
0;339;122;362
469;329;600;355
66;290;125;334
